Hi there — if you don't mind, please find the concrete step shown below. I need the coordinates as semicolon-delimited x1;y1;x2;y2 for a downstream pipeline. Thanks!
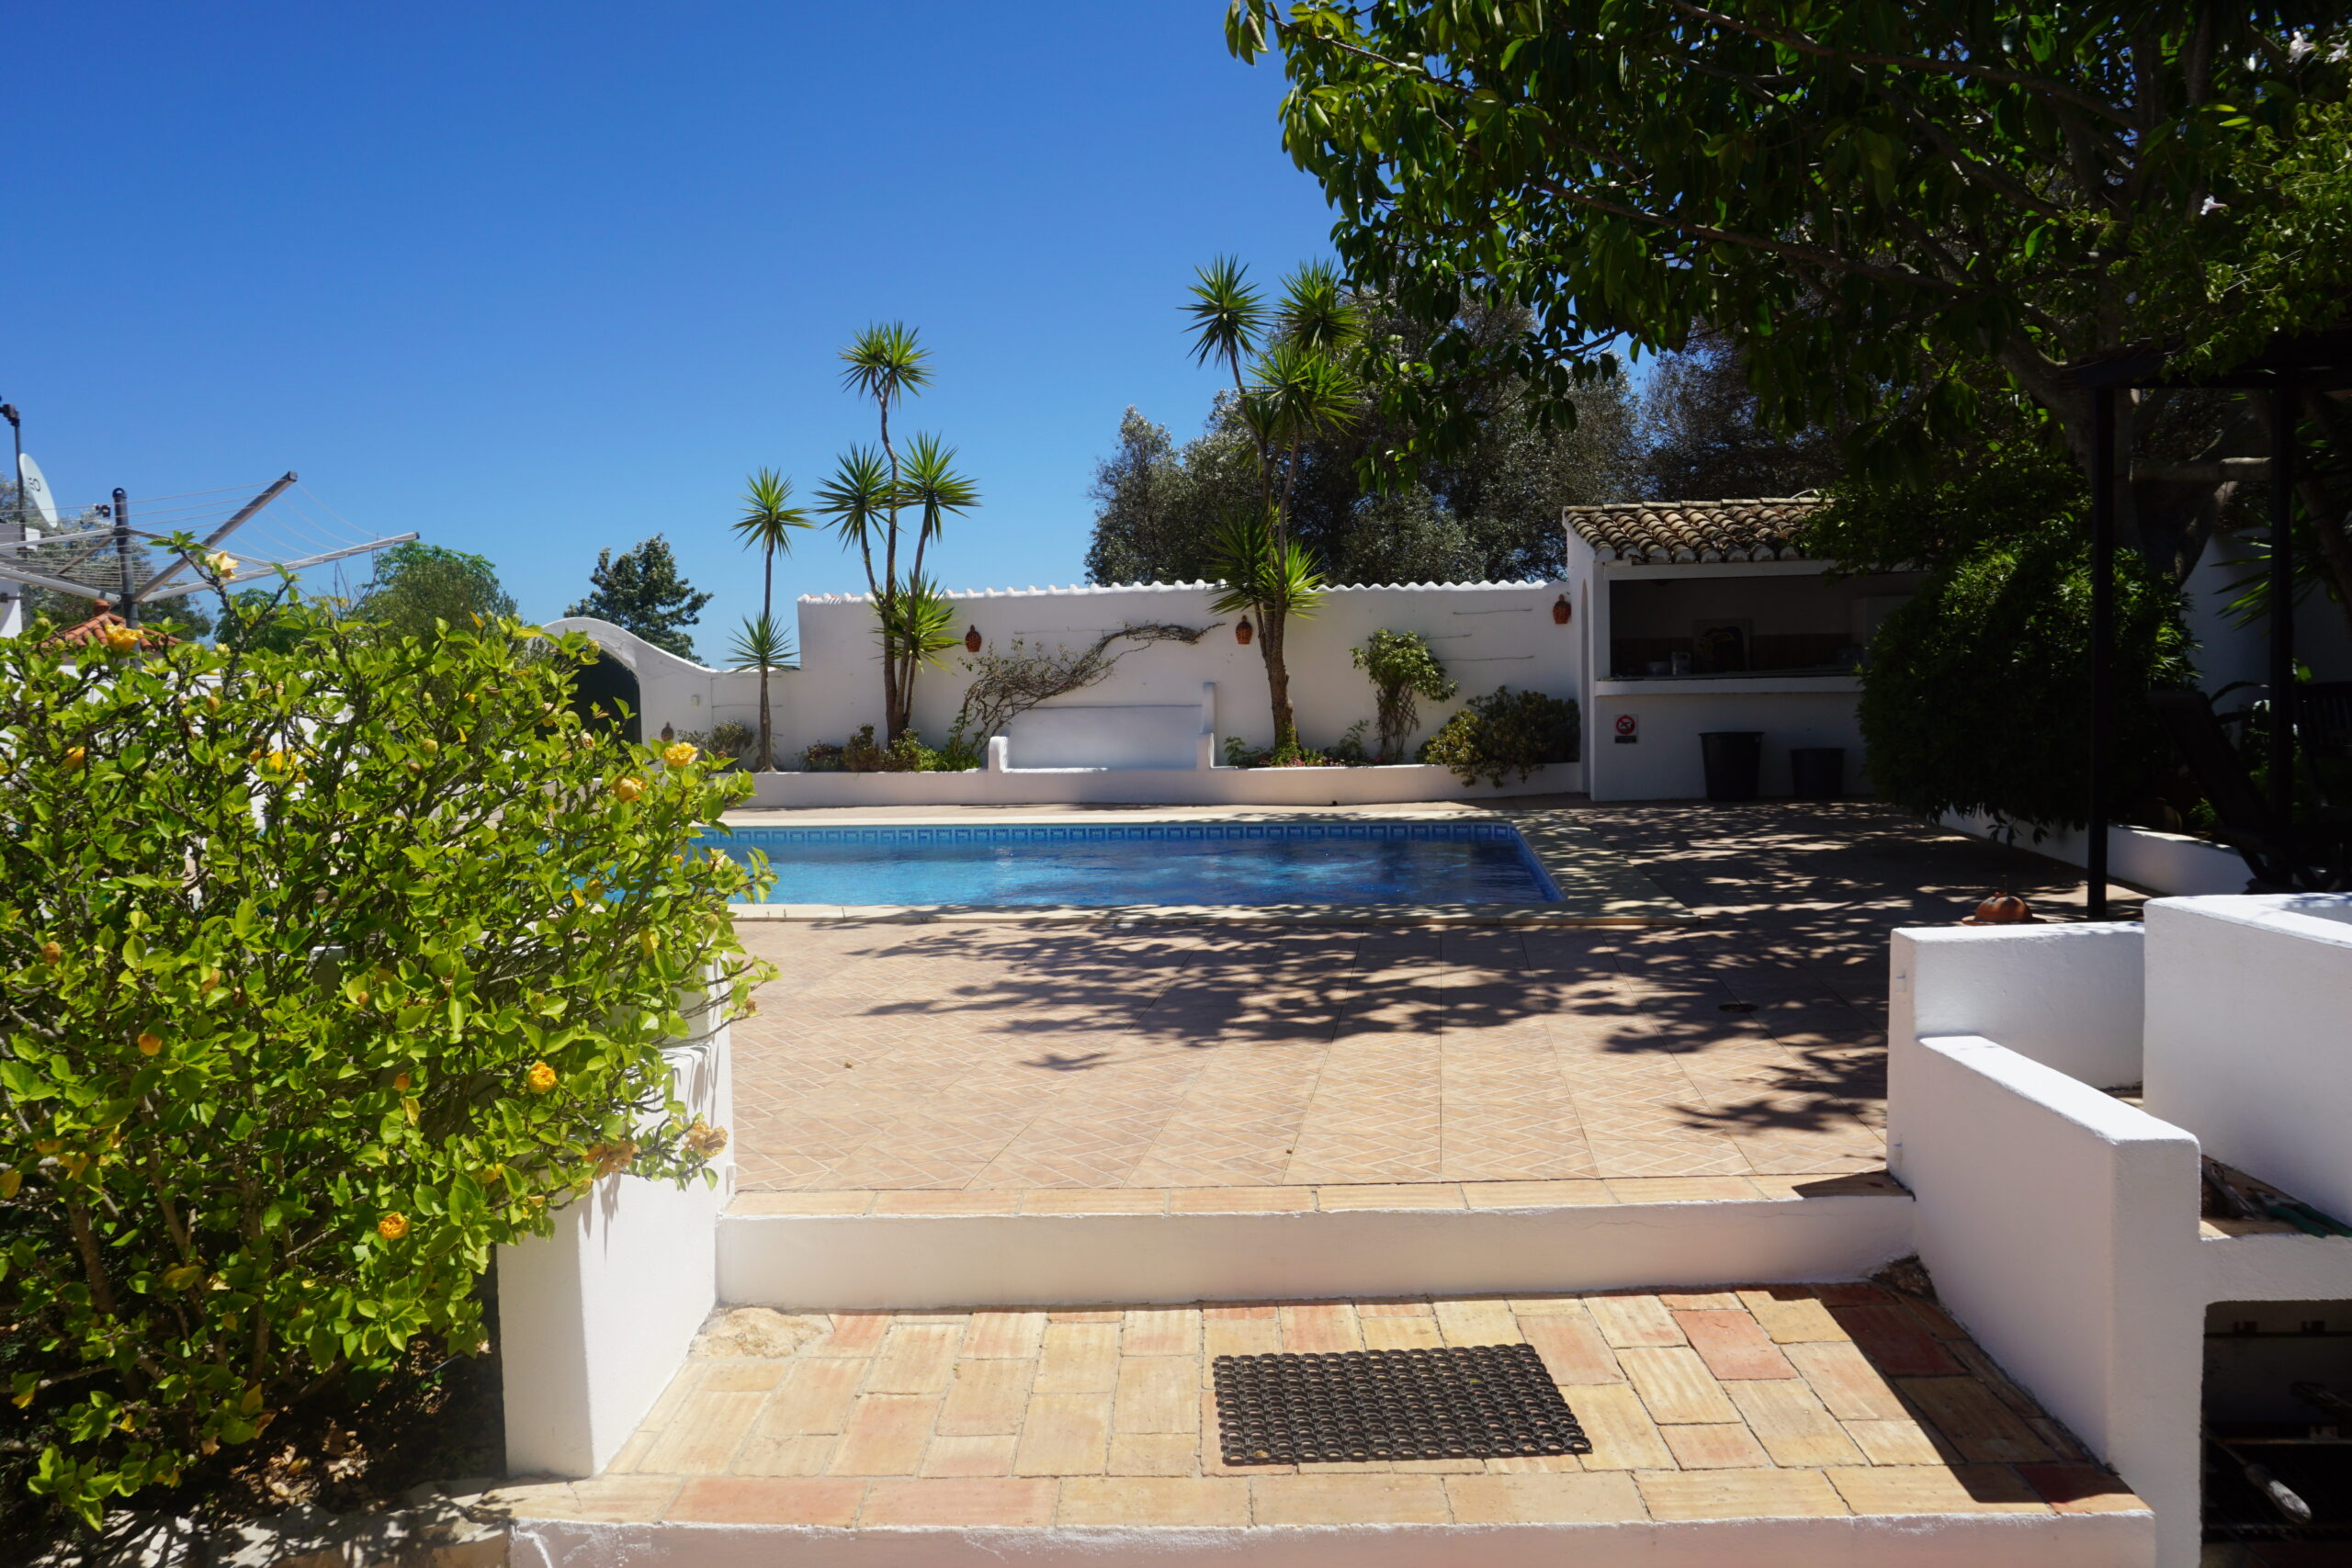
492;1286;2151;1567
717;1176;1917;1312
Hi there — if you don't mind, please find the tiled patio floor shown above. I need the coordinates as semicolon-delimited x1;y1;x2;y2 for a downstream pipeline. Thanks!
729;801;2132;1191
489;1285;2143;1527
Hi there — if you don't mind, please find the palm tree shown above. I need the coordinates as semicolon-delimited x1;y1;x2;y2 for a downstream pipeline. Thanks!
728;610;797;764
820;324;981;739
730;468;810;770
1182;259;1363;752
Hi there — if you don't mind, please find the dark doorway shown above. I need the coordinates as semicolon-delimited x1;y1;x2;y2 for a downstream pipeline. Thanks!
570;650;641;744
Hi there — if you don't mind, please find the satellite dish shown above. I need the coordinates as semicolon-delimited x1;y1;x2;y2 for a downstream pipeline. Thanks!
17;452;59;529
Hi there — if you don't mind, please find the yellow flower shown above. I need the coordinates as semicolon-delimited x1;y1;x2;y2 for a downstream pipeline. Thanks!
203;550;238;578
136;1032;163;1057
683;1120;729;1158
39;941;61;964
662;741;698;767
611;776;645;802
525;1060;558;1095
99;624;140;654
376;1213;409;1243
62;747;85;771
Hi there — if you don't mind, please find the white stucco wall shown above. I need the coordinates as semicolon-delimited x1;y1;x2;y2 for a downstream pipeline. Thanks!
551;579;1584;773
1890;897;2352;1568
2143;895;2352;1225
498;998;732;1478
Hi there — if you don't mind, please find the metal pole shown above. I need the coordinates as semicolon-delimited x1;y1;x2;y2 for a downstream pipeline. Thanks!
2;406;20;635
2087;386;2116;920
2269;382;2298;856
113;487;136;626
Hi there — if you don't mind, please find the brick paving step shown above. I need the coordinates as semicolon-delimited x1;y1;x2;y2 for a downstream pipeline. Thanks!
716;1175;1917;1310
489;1287;2153;1567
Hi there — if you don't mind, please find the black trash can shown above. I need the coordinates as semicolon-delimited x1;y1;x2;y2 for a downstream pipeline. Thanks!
1699;731;1763;802
1790;746;1846;800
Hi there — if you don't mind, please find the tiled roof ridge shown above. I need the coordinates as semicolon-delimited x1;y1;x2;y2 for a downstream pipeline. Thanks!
1563;494;1825;563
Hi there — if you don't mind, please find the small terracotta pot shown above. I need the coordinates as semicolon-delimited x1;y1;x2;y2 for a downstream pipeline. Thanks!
1236;617;1253;646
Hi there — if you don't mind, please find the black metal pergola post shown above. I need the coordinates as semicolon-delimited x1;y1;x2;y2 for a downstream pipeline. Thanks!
2072;328;2352;915
2087;387;2116;919
2269;381;2299;837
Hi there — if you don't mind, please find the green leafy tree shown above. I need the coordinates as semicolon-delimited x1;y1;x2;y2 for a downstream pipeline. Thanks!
567;535;712;660
1227;3;2352;614
355;543;516;646
1804;446;2194;829
1089;299;1636;589
1351;630;1457;763
816;326;982;740
0;603;763;1529
729;470;812;769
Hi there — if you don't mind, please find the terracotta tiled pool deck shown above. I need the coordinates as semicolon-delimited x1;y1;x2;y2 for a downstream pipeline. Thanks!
729;801;2136;1192
489;1284;2143;1529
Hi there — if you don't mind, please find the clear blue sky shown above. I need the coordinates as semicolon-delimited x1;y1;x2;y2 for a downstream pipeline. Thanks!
10;5;1337;656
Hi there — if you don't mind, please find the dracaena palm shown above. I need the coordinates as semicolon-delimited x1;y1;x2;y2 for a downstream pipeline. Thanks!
728;609;797;766
730;468;810;770
1182;258;1368;750
816;325;981;739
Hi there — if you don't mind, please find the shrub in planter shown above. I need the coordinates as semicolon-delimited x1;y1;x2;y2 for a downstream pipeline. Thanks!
0;604;765;1528
1350;631;1456;763
1419;688;1580;785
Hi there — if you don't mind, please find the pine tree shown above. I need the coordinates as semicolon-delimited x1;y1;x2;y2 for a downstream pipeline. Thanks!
566;535;712;660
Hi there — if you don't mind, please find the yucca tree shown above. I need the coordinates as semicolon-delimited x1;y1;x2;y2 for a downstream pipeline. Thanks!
730;468;811;769
819;324;982;739
728;609;797;764
1183;257;1363;751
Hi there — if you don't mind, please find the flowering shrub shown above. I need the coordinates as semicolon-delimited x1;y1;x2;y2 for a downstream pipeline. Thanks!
0;604;766;1527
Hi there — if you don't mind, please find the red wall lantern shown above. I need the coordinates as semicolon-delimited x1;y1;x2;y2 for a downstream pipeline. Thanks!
963;625;983;653
1552;593;1572;626
1235;616;1253;646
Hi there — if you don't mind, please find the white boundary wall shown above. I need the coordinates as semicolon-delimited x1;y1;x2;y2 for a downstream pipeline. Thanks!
1938;810;2251;897
498;998;733;1478
549;579;1583;773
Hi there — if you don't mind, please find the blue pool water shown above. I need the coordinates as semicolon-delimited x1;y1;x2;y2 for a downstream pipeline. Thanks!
704;820;1561;907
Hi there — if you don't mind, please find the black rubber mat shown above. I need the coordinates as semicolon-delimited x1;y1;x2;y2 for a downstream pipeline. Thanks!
1212;1344;1591;1465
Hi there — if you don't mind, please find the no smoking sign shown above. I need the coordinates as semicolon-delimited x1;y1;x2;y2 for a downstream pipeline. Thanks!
1612;714;1638;744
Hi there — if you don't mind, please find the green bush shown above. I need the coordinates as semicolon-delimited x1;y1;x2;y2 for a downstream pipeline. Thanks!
1859;532;2192;831
1418;688;1580;785
0;604;764;1528
1350;631;1456;762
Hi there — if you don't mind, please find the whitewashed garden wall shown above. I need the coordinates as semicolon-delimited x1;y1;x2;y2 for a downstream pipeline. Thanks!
548;579;1584;795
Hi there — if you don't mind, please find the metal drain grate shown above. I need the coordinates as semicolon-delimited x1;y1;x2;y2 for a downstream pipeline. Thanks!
1213;1345;1591;1466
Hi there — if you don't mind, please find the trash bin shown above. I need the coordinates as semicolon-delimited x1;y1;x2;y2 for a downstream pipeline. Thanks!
1699;731;1763;802
1790;746;1846;800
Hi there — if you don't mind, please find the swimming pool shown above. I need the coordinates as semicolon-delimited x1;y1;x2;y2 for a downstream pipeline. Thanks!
704;819;1563;907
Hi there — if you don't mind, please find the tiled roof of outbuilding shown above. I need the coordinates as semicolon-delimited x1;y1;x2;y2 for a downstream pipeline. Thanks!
1564;497;1824;562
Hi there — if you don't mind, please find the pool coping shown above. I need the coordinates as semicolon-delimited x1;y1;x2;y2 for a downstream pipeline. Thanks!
718;807;1696;927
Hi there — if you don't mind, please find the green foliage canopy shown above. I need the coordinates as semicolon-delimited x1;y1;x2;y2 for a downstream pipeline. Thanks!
355;543;516;646
1229;4;2352;580
1350;629;1456;763
566;536;712;661
1804;456;2196;829
0;606;763;1525
1419;688;1579;787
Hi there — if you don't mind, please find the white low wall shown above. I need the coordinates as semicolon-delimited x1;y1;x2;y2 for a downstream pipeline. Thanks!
499;1006;732;1478
2143;895;2352;1227
1583;680;1865;800
741;761;1580;809
1889;923;2144;1090
1888;904;2352;1568
717;1193;1914;1311
1891;1032;2201;1568
514;1512;2154;1568
1010;703;1204;770
1939;811;2250;897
